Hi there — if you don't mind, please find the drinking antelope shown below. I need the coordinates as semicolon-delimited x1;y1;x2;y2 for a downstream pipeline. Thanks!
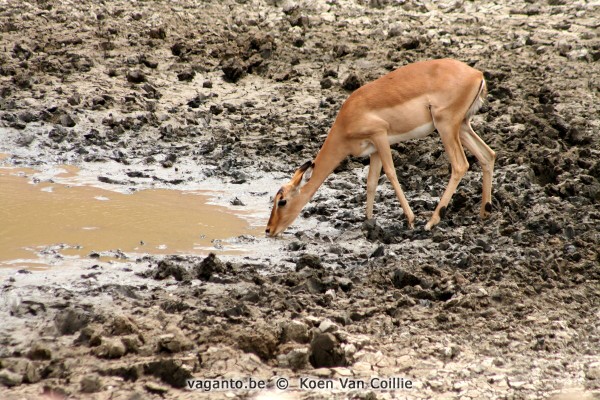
266;58;495;237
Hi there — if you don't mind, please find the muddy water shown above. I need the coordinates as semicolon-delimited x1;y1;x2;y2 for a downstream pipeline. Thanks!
0;166;262;268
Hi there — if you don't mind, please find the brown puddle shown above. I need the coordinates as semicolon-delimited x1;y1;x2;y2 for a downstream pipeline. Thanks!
0;166;262;269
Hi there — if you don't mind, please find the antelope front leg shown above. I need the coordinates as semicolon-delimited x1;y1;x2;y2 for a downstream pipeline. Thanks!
425;121;469;230
366;152;382;219
371;134;415;228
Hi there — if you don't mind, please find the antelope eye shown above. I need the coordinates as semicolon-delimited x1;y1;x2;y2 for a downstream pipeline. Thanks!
277;199;287;207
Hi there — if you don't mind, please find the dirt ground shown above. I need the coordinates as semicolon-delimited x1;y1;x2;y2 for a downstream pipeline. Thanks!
1;0;599;399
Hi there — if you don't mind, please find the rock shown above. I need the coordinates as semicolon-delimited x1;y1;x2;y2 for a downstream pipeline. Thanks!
555;40;571;56
12;43;32;60
157;332;193;353
318;318;339;333
102;364;144;382
142;83;161;99
67;93;81;105
171;41;187;57
80;375;103;393
187;93;208;108
3;359;41;384
399;37;421;50
549;391;596;400
126;70;146;83
342;73;363;90
371;245;385;257
320;77;334;89
144;381;169;394
362;219;389;243
55;308;90;335
209;104;224;115
303;276;326;294
16;133;35;147
17;269;30;274
93;338;126;359
277;347;309;371
223;303;250;320
21;360;40;384
288;241;306;251
586;361;600;380
0;369;22;387
392;269;422;289
309;333;346;368
144;359;193;388
18;111;37;123
331;278;351;294
324;69;338;79
296;254;322;270
333;44;351;58
508;377;528;389
281;320;310;344
27;342;52;360
92;96;109;108
6;300;46;318
42;385;69;398
567;49;589;61
148;27;166;39
141;56;158;69
231;171;248;184
109;315;139;336
236;325;279;361
342;343;357;360
75;325;103;346
222;58;246;83
194;253;225;281
177;70;195;81
98;176;128;185
48;126;68;143
121;335;143;354
230;197;245;206
12;74;31;89
152;259;191;281
351;361;372;374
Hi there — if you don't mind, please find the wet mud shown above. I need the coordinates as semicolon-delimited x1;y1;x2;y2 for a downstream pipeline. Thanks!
0;0;599;399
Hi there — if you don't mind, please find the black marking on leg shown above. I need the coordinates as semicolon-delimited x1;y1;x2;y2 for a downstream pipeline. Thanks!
439;206;447;219
485;202;492;213
297;161;314;173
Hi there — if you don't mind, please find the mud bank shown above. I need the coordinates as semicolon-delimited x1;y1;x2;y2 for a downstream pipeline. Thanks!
1;0;599;399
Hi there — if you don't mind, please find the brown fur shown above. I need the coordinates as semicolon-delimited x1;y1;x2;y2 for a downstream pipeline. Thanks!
266;59;496;236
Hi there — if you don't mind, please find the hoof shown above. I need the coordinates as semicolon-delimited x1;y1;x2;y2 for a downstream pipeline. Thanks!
480;202;492;219
426;211;441;231
424;220;436;231
405;211;415;230
484;202;492;212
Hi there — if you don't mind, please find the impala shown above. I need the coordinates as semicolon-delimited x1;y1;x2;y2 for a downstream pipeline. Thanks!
266;58;495;237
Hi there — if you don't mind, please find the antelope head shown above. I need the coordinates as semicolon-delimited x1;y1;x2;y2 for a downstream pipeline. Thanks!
265;161;314;237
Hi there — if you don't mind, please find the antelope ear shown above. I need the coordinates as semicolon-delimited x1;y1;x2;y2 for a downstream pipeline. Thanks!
290;161;314;187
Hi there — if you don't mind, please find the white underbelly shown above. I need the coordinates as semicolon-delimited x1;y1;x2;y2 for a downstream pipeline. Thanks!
358;122;435;157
